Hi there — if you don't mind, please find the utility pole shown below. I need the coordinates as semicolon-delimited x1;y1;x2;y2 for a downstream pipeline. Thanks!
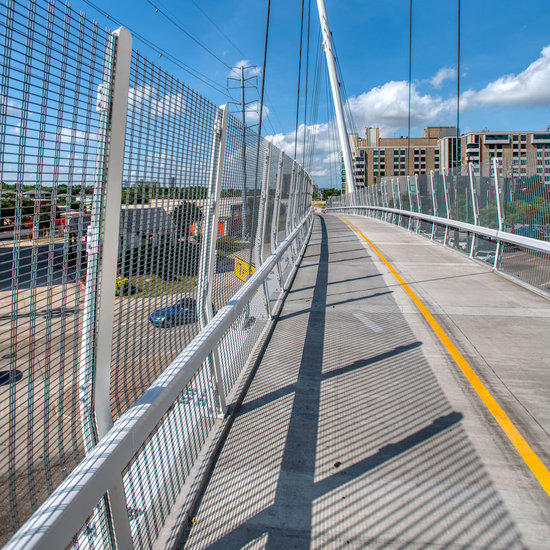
228;65;258;239
316;0;356;196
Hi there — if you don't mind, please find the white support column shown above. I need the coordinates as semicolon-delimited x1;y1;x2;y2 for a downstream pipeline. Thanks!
493;157;504;269
254;140;273;318
197;104;228;415
78;26;133;549
316;0;356;197
468;162;479;257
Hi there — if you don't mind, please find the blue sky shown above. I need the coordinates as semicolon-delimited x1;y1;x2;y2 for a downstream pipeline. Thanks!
69;0;550;187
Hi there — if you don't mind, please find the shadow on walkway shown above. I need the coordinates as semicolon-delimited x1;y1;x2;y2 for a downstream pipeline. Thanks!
183;215;523;549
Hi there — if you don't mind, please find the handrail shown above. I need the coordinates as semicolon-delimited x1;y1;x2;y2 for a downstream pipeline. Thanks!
6;211;313;550
326;205;550;255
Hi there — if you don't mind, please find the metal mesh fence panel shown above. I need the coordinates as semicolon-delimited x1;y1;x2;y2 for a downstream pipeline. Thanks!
329;153;549;294
0;0;114;541
110;51;220;421
68;495;114;550
122;369;218;549
0;1;315;545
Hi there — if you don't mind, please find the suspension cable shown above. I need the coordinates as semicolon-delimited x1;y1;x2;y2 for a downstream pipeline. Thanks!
407;0;412;174
457;0;461;167
294;0;306;160
302;0;311;165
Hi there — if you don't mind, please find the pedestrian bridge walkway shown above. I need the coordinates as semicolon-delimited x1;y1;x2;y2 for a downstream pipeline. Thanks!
173;214;550;549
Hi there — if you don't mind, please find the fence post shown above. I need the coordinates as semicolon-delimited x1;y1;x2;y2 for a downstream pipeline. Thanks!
78;26;133;549
286;162;297;238
197;104;228;415
468;162;480;257
271;150;284;252
406;176;413;231
442;168;451;246
414;174;421;232
430;171;437;240
254;140;273;318
493;157;504;269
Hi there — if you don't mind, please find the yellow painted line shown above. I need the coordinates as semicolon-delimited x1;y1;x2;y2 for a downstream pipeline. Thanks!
338;216;550;497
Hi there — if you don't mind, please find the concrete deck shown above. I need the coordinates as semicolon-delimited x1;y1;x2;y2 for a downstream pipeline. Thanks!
182;213;550;549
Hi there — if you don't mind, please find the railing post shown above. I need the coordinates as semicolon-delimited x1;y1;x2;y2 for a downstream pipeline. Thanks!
391;178;397;225
287;162;299;256
78;26;133;549
468;162;480;257
286;162;297;238
493;157;504;269
442;168;451;246
271;150;284;253
430;171;437;240
406;176;413;231
197;104;229;415
415;174;421;232
254;140;273;318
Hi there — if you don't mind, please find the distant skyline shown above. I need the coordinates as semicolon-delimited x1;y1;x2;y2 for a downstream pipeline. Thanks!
69;0;550;187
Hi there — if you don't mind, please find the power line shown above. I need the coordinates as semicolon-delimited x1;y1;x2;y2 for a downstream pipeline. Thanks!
146;0;232;69
190;0;248;60
80;0;230;97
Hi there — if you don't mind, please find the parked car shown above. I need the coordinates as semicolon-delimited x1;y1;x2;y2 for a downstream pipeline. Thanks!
149;298;199;327
149;298;216;327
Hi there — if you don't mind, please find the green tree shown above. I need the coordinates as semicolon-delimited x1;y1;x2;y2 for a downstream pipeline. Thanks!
322;188;341;200
172;200;203;236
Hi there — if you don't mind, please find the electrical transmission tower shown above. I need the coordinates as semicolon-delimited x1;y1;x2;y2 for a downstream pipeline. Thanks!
228;65;259;240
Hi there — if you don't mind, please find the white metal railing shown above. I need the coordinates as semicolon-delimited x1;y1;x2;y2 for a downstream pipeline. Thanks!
5;215;312;550
328;157;550;294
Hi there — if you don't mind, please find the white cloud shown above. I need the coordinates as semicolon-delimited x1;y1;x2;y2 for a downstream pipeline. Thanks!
1;95;21;116
57;127;98;144
128;85;187;117
430;67;456;89
310;169;328;177
461;45;550;109
245;101;270;124
245;46;550;187
228;60;261;79
346;81;454;135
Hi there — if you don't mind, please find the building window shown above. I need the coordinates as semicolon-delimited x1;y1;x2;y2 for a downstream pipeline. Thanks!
485;134;509;141
521;135;527;141
513;135;519;141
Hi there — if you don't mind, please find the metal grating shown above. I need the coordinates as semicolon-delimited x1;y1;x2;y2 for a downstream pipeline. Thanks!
0;0;113;542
